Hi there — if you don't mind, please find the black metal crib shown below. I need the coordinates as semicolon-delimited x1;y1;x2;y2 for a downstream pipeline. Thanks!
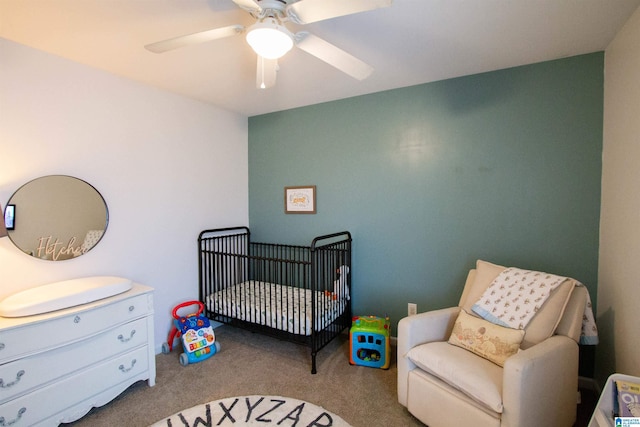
198;227;352;374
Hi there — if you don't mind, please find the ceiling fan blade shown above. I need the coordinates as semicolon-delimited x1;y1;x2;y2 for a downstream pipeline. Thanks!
232;0;262;14
145;25;244;53
256;56;278;89
287;0;392;25
295;32;373;81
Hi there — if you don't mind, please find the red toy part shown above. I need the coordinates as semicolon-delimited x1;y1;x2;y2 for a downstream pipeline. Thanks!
172;300;204;319
164;301;205;353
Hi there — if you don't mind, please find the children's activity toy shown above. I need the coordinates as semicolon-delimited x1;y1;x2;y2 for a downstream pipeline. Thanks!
349;315;390;369
162;300;220;366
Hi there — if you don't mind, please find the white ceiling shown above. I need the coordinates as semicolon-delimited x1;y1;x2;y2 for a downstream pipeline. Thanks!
1;0;639;117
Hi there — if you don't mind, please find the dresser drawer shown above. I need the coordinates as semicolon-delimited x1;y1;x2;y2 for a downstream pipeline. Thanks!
0;293;151;364
0;317;149;404
0;346;149;427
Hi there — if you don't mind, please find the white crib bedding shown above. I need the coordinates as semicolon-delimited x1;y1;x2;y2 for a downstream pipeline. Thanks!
206;280;346;336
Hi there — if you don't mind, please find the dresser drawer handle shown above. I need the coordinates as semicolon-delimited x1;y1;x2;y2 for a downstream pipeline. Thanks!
74;315;81;324
119;359;137;373
0;343;4;351
0;370;25;389
128;305;135;312
117;330;136;343
0;407;26;426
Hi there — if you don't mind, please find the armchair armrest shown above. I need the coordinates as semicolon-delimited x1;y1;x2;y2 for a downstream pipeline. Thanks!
502;335;579;427
397;306;461;406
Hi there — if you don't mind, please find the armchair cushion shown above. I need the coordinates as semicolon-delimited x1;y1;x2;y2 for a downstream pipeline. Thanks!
518;280;574;348
448;310;525;366
460;260;576;349
406;341;504;413
460;260;505;314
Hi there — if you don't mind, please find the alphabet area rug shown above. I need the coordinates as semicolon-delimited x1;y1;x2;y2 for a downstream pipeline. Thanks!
149;395;352;427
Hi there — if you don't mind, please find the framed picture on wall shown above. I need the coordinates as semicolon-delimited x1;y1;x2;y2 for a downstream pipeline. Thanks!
285;186;316;214
4;204;15;230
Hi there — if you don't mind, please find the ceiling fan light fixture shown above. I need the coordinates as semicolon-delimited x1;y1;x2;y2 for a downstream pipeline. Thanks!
246;19;294;60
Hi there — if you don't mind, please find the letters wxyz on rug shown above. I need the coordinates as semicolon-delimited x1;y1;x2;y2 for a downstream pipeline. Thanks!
150;395;351;427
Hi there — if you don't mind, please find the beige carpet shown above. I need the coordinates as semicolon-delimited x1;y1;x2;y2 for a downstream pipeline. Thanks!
63;325;423;427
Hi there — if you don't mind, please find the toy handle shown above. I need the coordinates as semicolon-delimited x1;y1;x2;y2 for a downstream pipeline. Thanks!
172;300;204;319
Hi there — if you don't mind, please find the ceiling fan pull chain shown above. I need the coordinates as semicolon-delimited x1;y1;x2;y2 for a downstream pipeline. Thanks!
259;56;266;89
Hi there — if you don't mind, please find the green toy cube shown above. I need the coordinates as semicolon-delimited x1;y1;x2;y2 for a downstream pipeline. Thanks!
349;315;390;369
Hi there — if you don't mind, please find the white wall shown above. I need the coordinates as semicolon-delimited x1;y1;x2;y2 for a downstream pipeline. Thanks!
0;38;249;353
598;6;640;382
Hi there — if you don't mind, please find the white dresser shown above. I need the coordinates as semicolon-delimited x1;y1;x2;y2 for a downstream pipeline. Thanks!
0;283;155;426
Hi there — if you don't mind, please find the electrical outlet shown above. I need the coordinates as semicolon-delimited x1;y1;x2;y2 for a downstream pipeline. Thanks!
408;303;417;316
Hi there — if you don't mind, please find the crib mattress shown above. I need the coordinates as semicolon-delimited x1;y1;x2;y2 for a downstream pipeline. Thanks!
206;281;345;336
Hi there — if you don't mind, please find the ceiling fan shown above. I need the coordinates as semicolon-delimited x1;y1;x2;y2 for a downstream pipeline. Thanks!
144;0;393;89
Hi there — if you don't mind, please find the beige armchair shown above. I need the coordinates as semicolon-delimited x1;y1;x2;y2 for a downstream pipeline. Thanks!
397;260;588;427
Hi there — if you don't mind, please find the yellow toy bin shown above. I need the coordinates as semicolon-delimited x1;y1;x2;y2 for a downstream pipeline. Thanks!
349;315;390;369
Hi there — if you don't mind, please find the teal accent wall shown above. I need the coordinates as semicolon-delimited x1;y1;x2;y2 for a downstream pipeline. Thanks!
248;53;603;334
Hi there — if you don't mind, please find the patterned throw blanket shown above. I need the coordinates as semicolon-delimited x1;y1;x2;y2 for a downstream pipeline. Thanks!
471;268;598;345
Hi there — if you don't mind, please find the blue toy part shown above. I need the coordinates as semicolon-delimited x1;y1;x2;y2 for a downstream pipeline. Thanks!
164;300;221;366
349;315;390;369
176;314;219;366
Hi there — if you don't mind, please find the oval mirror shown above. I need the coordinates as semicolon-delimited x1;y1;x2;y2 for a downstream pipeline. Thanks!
4;175;108;261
